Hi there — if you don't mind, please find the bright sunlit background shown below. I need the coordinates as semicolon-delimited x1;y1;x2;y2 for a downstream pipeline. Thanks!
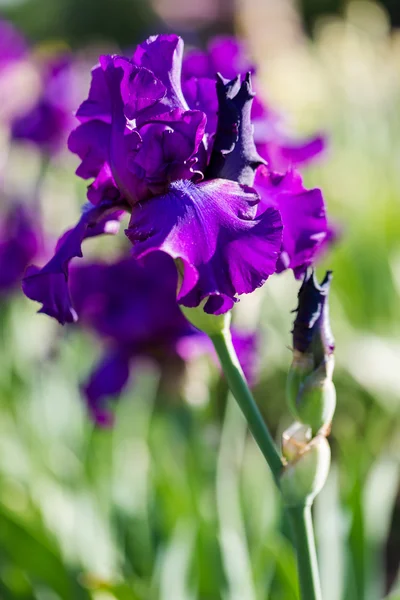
0;0;400;599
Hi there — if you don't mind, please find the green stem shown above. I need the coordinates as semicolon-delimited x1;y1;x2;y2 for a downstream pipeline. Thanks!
210;330;283;482
288;504;322;600
211;329;323;600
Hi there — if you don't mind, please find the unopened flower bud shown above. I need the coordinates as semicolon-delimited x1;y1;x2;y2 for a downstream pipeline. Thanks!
287;269;335;435
280;434;331;506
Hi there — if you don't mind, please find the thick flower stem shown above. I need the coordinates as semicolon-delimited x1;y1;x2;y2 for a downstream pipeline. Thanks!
287;504;322;600
210;330;283;483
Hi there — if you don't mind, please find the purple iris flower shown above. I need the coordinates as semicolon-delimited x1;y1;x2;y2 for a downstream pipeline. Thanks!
0;204;41;295
69;252;258;425
182;35;326;170
23;33;330;327
11;54;77;153
23;33;285;324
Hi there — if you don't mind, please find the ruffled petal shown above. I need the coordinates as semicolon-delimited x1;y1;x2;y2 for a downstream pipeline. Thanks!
126;178;282;315
68;120;110;179
22;202;125;324
94;55;206;204
128;109;206;197
133;34;188;113
82;348;131;426
117;57;166;120
87;163;121;205
255;168;327;277
76;65;112;122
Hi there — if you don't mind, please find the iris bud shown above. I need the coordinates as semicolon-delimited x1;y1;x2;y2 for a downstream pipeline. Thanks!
287;269;335;435
280;433;331;506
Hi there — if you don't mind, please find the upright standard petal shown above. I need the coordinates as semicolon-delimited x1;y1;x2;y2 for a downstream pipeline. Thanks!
133;34;188;113
126;178;282;315
76;65;112;122
22;202;125;324
255;168;327;277
182;76;218;136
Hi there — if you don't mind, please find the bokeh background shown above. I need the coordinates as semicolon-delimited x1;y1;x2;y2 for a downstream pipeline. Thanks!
0;0;400;599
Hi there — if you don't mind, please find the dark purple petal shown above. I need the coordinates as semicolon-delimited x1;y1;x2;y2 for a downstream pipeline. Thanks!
70;252;193;346
82;348;131;426
87;163;121;205
117;57;166;120
128;109;206;197
100;55;150;204
96;54;206;204
182;36;254;82
182;50;210;80
255;168;327;277
22;202;125;325
76;65;112;122
68;120;110;179
133;34;188;113
126;178;282;315
182;77;218;136
206;73;265;186
208;36;255;80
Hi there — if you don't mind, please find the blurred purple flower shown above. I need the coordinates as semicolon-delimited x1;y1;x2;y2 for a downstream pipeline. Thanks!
182;35;326;170
0;204;41;295
11;54;78;153
69;252;258;424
